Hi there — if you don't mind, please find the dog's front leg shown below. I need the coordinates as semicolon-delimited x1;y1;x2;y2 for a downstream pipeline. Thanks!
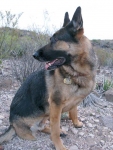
69;106;83;128
50;102;68;150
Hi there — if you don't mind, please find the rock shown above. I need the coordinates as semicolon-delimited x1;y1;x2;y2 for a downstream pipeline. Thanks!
100;140;105;146
78;132;84;136
0;120;3;124
110;145;113;149
93;119;99;123
100;116;113;130
87;123;93;128
103;127;108;130
88;133;94;138
0;115;4;119
91;112;96;116
80;117;86;121
69;145;79;150
105;88;113;102
62;126;68;132
110;131;113;135
70;128;78;134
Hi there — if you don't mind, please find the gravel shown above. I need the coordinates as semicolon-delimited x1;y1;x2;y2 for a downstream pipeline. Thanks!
0;88;113;150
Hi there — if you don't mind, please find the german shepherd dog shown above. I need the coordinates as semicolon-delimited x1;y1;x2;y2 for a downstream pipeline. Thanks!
0;7;97;150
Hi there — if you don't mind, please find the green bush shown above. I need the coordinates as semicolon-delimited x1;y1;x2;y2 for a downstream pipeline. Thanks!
0;11;22;61
103;79;113;91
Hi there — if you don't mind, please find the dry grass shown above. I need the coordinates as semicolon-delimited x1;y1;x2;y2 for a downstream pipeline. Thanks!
95;48;113;67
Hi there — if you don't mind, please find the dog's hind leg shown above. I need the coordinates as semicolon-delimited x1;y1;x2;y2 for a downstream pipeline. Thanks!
30;116;67;139
30;116;50;136
13;122;36;140
69;106;83;128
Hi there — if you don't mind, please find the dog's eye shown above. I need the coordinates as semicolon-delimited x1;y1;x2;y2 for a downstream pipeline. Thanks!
50;37;58;44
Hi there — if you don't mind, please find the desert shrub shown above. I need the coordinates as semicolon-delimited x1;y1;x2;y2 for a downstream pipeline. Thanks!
11;52;44;84
0;28;20;58
103;79;113;91
0;11;50;83
0;11;22;61
95;48;113;67
11;31;49;84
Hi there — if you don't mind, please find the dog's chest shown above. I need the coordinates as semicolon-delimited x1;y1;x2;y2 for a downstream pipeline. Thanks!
50;82;81;112
47;74;84;112
61;85;82;112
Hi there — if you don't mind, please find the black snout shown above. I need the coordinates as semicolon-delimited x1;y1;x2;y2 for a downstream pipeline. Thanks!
33;49;45;62
33;49;43;60
33;52;38;59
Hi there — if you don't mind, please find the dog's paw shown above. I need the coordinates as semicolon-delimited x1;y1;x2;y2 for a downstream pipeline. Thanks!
60;130;67;137
74;121;83;128
60;132;67;137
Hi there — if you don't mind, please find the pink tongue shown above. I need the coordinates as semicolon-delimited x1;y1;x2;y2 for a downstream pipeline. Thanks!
45;63;49;69
45;59;57;70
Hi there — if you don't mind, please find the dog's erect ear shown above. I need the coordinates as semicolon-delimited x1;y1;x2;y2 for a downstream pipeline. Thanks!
72;6;83;32
63;12;70;27
67;6;84;40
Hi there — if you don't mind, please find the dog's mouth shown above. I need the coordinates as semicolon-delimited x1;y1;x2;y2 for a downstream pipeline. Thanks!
45;57;66;70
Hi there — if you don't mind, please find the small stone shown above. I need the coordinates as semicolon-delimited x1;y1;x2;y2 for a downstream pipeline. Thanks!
80;117;85;121
93;119;99;123
0;120;3;124
62;126;68;132
88;133;94;138
70;128;78;134
110;131;113;135
90;113;96;116
110;145;113;149
69;145;79;150
100;140;105;146
78;132;84;136
87;123;93;128
0;115;4;119
103;127;108;130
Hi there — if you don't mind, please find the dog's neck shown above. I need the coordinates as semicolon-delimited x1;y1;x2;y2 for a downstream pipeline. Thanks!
59;65;87;78
59;66;90;87
58;65;89;85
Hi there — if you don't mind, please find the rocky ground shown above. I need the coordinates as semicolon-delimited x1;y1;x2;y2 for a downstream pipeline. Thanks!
0;60;113;150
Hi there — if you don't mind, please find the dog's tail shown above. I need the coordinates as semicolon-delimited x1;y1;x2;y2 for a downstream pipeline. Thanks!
0;125;15;144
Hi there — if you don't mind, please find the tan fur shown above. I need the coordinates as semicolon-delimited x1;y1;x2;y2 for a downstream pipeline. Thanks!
45;35;97;149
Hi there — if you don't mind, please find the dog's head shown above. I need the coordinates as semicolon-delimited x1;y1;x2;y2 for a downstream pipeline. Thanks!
33;7;90;70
